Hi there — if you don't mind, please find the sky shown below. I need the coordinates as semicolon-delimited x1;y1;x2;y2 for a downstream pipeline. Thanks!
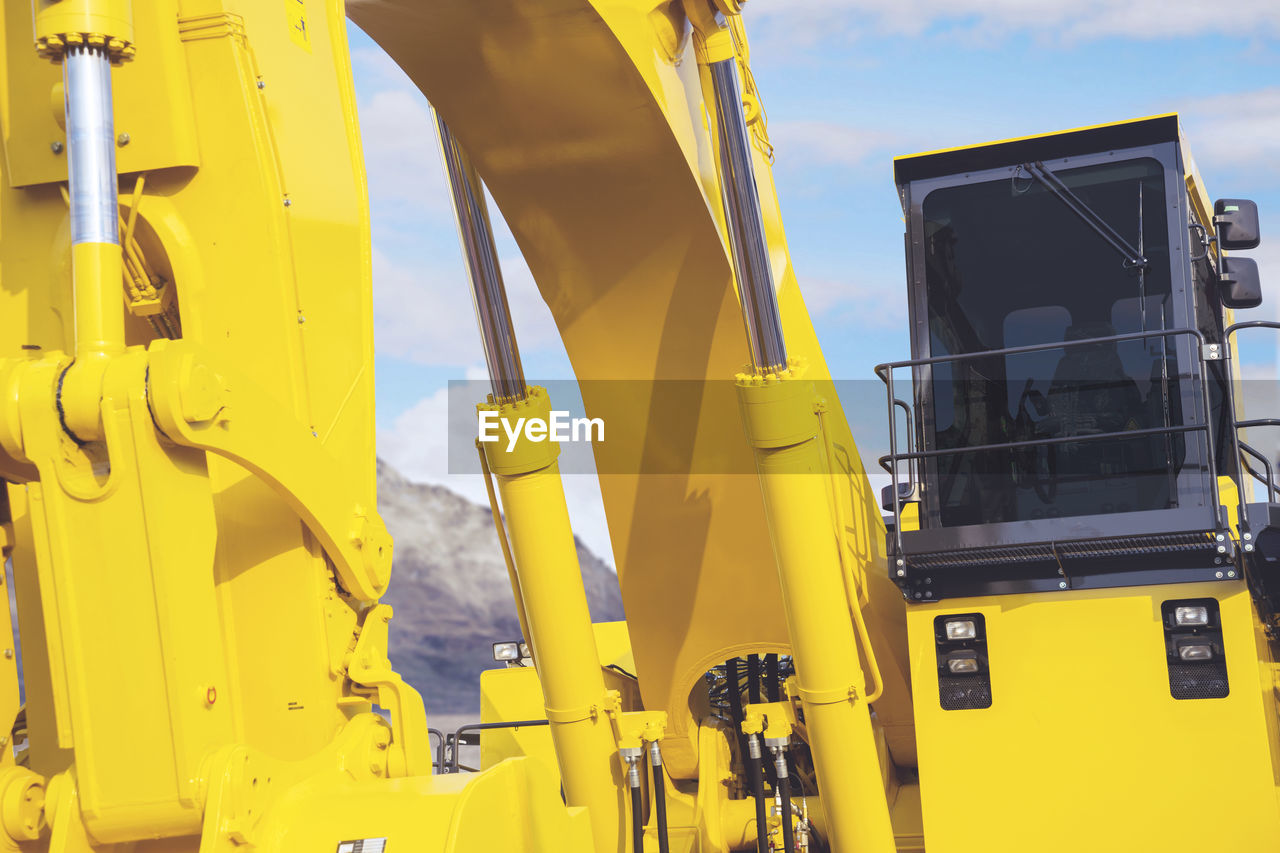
351;3;1280;563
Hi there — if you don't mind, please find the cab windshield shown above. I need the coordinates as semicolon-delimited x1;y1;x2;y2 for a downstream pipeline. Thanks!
920;157;1182;527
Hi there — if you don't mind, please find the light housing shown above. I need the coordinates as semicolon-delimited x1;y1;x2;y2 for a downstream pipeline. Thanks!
1174;605;1209;627
518;642;531;659
492;641;521;662
1175;639;1215;662
944;619;976;640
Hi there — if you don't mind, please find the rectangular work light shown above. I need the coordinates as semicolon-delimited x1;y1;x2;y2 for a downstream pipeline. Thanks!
492;641;521;662
1174;606;1210;627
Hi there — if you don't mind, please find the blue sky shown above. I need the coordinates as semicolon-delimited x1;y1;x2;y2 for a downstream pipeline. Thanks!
351;4;1280;561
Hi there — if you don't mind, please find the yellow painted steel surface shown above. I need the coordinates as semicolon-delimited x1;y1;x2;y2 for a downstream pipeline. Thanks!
908;583;1280;851
0;0;1275;849
348;0;915;784
0;0;585;848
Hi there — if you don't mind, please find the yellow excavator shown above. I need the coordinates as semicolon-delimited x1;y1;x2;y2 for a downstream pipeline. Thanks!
0;0;1276;850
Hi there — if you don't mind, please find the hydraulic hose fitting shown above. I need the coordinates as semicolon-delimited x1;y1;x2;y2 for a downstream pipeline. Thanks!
621;746;644;789
767;738;794;853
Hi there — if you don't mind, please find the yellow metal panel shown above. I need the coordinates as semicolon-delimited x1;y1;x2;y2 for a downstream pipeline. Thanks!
1;1;201;188
480;667;559;778
348;0;914;780
908;583;1280;851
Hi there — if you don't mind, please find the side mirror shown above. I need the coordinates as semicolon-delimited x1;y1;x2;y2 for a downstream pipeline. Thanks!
1221;256;1263;310
881;482;915;513
1215;198;1261;250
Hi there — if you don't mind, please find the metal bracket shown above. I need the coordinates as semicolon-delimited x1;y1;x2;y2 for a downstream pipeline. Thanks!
1203;342;1228;361
146;339;392;600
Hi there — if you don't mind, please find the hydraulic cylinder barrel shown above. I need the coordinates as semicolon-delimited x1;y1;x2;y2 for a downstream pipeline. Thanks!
738;376;897;852
439;118;625;850
480;399;627;852
705;26;897;850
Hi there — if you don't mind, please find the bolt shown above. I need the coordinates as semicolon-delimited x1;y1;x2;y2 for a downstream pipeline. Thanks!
896;558;904;567
3;649;11;659
913;592;923;600
924;577;932;585
923;591;932;598
283;198;292;207
1217;545;1227;553
297;313;306;323
1245;543;1255;552
1058;581;1067;589
1245;532;1253;540
1216;571;1224;579
1216;534;1225;542
257;79;265;89
117;132;130;146
50;141;62;154
1228;570;1237;578
896;569;905;577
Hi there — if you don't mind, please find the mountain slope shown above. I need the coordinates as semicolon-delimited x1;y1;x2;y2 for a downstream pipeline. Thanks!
376;459;625;713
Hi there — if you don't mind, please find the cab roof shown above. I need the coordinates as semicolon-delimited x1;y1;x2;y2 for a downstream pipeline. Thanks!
893;114;1181;186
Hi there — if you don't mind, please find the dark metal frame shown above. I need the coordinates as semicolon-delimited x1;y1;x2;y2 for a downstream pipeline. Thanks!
877;141;1248;600
876;326;1230;599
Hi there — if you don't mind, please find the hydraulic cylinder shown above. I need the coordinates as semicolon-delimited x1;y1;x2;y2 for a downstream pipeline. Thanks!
737;372;897;852
479;389;627;852
436;112;626;850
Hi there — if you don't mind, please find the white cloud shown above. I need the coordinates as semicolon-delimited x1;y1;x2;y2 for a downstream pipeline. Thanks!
746;0;1280;48
370;242;564;368
770;120;901;168
377;387;617;561
357;87;451;217
1178;88;1280;185
802;274;908;330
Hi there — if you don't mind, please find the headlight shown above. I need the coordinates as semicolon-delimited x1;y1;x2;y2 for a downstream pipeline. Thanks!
946;653;980;674
1175;639;1214;661
944;619;976;640
1174;606;1209;627
492;641;521;662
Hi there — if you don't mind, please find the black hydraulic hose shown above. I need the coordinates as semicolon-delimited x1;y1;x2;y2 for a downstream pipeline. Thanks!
747;654;762;703
765;654;780;701
774;747;794;853
631;784;644;853
726;658;747;758
745;735;768;853
650;743;670;853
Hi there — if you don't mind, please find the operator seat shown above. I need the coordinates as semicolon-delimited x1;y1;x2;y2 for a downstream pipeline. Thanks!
1043;320;1144;477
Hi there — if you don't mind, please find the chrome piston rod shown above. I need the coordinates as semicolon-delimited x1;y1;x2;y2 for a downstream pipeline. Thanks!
65;45;120;248
709;57;787;375
433;112;527;403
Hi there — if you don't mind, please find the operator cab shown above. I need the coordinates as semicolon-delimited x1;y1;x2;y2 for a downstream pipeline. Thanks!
880;115;1270;602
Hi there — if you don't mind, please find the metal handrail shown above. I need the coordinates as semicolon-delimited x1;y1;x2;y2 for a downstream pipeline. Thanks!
444;719;549;774
876;326;1219;563
429;727;445;772
1224;320;1280;528
1239;441;1278;502
878;422;1207;470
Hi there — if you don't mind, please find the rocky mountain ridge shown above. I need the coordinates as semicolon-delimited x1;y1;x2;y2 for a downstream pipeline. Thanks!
377;459;625;713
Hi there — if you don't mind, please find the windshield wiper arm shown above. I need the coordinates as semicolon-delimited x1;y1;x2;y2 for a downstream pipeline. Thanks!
1020;161;1148;270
